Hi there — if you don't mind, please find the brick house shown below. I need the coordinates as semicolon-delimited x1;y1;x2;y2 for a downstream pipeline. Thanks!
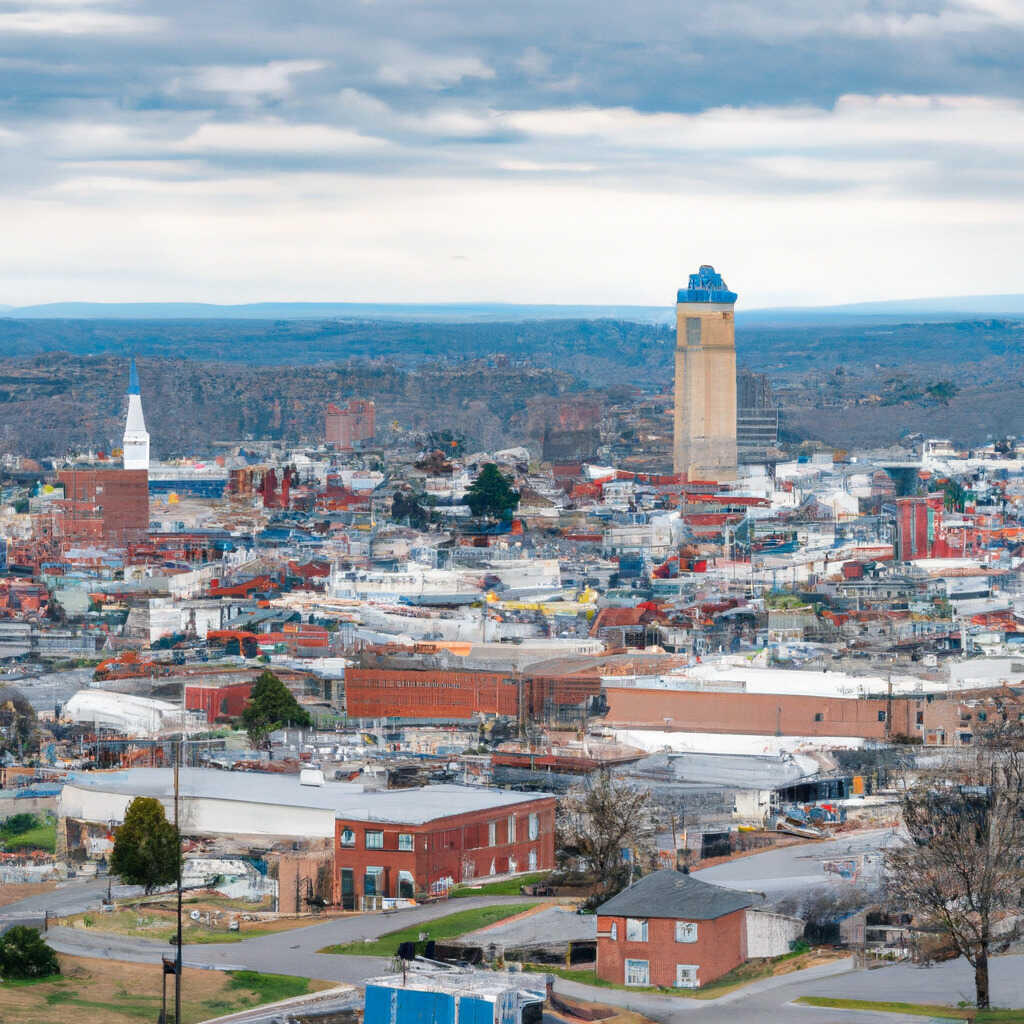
596;870;755;989
333;787;556;910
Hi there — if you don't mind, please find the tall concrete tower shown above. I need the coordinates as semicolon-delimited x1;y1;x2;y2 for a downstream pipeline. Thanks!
122;357;150;472
673;265;738;482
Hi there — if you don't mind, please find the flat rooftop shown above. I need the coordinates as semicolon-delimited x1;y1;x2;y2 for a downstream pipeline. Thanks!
64;767;552;825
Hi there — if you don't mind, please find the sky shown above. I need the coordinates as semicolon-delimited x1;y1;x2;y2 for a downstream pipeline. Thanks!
1;0;1023;308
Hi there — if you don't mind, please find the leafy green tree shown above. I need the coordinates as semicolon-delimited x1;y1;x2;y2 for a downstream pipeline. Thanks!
240;670;312;747
465;464;519;520
0;926;60;980
1;813;39;836
110;797;180;894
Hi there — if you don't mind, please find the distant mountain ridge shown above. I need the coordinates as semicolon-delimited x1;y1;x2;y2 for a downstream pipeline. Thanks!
3;293;1024;325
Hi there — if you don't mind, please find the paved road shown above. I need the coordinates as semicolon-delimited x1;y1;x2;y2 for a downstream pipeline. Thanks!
0;876;151;932
694;828;904;899
43;896;538;984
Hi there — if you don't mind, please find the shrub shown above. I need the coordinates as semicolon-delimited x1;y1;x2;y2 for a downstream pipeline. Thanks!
0;926;60;980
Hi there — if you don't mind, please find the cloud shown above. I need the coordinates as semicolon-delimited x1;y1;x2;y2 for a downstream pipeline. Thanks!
175;119;392;155
376;46;495;88
180;60;327;100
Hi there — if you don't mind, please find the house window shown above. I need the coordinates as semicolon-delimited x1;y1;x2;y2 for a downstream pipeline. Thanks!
398;833;414;851
878;710;886;722
675;921;698;943
363;866;383;896
340;828;355;847
610;922;618;941
528;813;539;840
508;814;517;843
366;830;384;849
625;959;650;986
916;711;924;725
625;918;648;942
814;713;824;722
676;964;698;988
488;821;497;847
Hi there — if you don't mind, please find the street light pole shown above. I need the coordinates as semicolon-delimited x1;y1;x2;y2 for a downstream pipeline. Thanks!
174;737;182;1024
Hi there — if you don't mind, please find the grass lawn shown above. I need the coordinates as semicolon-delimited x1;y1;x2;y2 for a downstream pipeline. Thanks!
0;821;56;853
796;997;1024;1022
319;903;540;956
0;954;334;1024
451;872;551;898
528;950;843;1001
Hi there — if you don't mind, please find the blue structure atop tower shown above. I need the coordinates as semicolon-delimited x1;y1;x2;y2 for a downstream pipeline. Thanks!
677;264;737;304
127;357;140;395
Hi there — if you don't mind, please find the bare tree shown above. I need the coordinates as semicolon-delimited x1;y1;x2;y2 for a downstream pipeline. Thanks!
886;733;1024;1009
557;771;653;903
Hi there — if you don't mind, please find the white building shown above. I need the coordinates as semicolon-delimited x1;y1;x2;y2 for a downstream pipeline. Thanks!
122;358;150;471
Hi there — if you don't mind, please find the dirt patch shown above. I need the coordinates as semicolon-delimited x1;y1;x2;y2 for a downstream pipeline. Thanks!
0;953;335;1024
60;902;324;944
0;880;55;908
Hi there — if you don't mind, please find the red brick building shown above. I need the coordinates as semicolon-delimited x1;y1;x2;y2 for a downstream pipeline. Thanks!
326;399;375;450
332;786;556;909
596;870;755;989
54;468;149;545
344;666;603;726
185;681;253;724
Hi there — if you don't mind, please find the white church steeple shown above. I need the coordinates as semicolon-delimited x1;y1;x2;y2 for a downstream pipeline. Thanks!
122;357;150;471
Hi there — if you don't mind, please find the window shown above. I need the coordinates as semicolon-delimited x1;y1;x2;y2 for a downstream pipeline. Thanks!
363;866;383;896
340;828;355;847
675;921;698;943
610;922;618;941
508;814;516;843
878;710;887;722
814;712;824;722
675;964;698;989
625;918;648;942
625;959;650;986
398;833;414;851
528;813;539;840
916;711;924;725
366;830;383;849
488;821;496;847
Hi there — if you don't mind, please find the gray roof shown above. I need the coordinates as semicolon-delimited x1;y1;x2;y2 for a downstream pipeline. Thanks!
64;767;552;826
596;870;756;921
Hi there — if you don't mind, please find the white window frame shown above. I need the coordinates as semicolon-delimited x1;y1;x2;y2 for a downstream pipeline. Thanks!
365;830;384;849
339;828;356;847
610;922;618;941
488;821;497;847
528;813;539;840
625;959;650;986
675;921;698;943
508;814;517;843
625;918;648;943
675;964;698;989
398;832;414;851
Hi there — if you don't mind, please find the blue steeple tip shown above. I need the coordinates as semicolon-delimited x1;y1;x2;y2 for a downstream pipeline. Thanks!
127;357;140;395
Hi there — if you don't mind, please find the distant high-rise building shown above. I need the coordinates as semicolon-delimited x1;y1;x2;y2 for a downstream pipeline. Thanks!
736;369;780;457
673;265;738;481
122;358;150;471
326;398;375;450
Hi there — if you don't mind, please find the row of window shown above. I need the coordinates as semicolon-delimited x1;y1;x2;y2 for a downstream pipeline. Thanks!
340;829;415;850
339;814;541;851
625;960;697;988
613;918;698;943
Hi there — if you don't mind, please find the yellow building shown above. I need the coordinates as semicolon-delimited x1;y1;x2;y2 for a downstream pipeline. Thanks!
673;264;738;482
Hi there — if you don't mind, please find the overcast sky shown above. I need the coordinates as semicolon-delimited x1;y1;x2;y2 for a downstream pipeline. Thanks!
1;0;1023;307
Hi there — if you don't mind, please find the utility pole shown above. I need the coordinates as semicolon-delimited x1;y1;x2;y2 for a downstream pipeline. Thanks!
174;737;182;1024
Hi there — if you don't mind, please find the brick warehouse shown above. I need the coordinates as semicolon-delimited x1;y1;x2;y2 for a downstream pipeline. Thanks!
343;666;602;726
333;788;556;909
